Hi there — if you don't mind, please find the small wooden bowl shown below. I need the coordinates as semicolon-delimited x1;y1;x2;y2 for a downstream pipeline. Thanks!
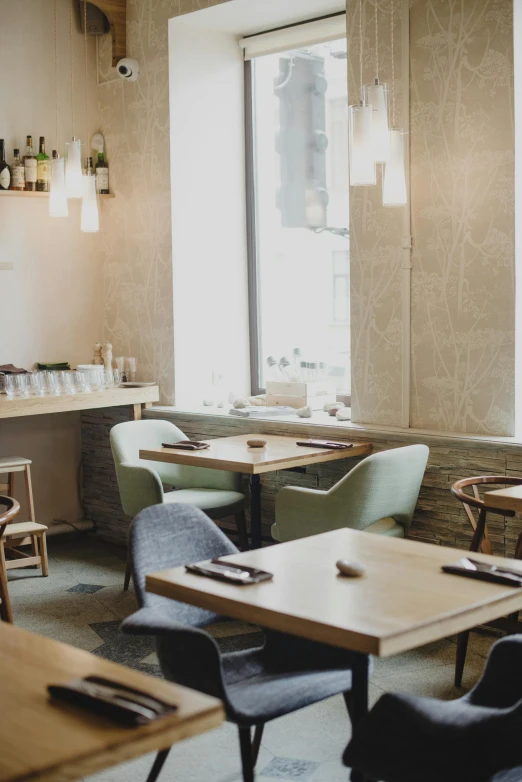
247;438;267;448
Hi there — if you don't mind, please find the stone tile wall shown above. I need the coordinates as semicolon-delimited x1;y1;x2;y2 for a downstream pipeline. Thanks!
82;408;522;556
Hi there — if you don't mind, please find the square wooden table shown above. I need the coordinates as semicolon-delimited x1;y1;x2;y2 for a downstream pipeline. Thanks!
146;528;522;781
0;622;223;782
140;434;372;548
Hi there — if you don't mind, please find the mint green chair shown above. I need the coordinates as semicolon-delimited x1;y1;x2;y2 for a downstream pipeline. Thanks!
110;419;248;588
272;444;429;543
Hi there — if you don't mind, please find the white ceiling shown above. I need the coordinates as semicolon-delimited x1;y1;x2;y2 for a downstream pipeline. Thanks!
171;0;345;36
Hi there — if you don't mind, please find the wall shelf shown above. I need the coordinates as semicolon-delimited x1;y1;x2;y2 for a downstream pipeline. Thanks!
0;191;115;199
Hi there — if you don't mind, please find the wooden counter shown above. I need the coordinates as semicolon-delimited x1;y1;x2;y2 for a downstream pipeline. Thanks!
0;385;159;420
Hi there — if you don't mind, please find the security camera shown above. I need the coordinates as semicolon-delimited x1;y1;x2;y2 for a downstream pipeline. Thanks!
117;58;140;82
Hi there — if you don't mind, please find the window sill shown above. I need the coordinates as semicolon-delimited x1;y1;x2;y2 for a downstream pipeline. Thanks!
145;405;522;452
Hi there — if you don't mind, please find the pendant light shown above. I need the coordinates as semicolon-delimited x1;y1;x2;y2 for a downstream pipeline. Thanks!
383;0;407;207
49;0;68;218
349;0;376;186
65;2;83;199
363;1;389;163
80;0;100;232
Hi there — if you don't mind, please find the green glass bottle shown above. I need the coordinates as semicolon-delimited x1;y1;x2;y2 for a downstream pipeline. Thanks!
36;136;50;192
95;151;109;194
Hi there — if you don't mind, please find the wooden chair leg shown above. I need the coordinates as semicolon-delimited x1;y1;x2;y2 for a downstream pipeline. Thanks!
124;558;132;591
30;535;40;569
238;726;255;782
0;542;13;623
7;471;15;499
455;630;469;687
235;510;249;551
40;533;49;577
24;465;36;522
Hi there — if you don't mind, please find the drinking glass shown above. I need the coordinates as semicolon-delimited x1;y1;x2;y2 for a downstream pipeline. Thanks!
72;371;90;393
26;372;44;396
42;371;60;395
59;371;75;395
112;369;121;386
5;374;28;397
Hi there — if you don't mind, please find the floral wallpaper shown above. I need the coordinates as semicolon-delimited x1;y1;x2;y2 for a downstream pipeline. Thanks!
98;0;230;403
410;0;515;434
348;0;406;427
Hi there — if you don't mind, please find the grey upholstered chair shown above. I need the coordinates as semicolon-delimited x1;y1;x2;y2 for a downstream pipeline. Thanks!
110;419;248;588
344;635;522;782
122;503;359;782
272;444;429;542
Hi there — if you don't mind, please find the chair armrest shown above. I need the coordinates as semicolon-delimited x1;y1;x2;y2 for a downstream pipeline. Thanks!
274;486;329;542
467;635;522;708
121;607;185;635
115;462;164;518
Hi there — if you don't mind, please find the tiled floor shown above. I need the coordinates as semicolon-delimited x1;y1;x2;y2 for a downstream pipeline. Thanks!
7;534;495;782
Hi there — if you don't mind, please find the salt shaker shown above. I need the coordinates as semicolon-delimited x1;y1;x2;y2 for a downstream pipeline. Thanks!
93;342;103;365
101;342;113;372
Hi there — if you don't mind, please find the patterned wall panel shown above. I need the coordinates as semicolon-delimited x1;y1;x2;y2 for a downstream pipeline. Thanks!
98;0;230;404
347;0;406;426
409;0;515;435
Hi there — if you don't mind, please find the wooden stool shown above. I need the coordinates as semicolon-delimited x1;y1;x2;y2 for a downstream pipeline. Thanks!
451;475;522;686
0;495;20;622
0;457;49;578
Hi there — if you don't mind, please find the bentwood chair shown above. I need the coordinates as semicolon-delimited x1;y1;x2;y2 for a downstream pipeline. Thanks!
451;476;522;686
344;635;522;782
110;420;248;589
122;503;358;782
272;445;429;542
0;495;20;623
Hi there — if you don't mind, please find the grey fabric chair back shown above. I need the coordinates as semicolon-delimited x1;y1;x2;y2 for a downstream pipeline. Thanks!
130;502;238;628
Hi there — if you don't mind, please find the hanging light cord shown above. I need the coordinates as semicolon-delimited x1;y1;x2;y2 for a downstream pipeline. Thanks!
54;0;59;150
84;0;89;157
375;0;379;81
391;0;396;127
359;0;363;98
70;1;74;136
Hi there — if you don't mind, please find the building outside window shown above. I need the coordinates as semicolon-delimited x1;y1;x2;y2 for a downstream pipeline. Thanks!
247;28;350;395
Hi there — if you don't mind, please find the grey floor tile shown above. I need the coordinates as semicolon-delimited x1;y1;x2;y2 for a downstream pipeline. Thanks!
259;756;320;780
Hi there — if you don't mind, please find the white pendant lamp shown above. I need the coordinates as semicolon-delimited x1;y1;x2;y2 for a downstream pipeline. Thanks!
49;156;69;217
364;80;390;163
81;173;100;232
348;0;376;187
383;128;407;206
65;138;84;199
349;103;376;186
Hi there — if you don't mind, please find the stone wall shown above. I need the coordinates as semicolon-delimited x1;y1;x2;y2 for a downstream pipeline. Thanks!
82;408;522;556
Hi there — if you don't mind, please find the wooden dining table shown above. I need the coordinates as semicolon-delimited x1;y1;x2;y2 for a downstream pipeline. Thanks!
0;622;223;782
146;528;522;782
140;433;371;548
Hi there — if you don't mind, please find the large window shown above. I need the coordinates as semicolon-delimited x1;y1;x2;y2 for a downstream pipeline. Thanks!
246;24;349;395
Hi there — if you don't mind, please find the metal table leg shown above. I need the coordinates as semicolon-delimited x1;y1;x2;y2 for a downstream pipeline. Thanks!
346;652;370;782
250;474;262;549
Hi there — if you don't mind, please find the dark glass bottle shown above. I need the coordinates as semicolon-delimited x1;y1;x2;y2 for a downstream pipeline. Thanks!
95;151;109;194
0;140;11;191
36;136;50;192
24;135;37;191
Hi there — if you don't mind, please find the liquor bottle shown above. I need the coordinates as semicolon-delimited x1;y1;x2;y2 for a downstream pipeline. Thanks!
0;140;11;190
36;137;50;192
95;151;109;194
10;148;25;191
85;156;94;176
24;136;37;191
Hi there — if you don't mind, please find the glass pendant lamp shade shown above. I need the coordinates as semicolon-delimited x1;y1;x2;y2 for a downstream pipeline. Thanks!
383;128;407;207
49;157;68;218
65;138;83;199
81;174;100;232
363;80;390;163
349;103;376;186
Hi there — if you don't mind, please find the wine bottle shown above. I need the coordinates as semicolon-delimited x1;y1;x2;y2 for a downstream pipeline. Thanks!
95;151;109;194
0;140;11;190
24;135;37;191
85;156;94;176
10;148;25;191
36;136;50;192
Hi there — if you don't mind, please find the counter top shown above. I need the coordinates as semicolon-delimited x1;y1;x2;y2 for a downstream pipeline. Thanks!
0;385;159;420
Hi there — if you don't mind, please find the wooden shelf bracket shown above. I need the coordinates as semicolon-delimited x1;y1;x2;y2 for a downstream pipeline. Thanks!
86;0;126;67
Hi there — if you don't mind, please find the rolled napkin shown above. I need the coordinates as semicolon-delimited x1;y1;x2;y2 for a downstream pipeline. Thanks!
36;362;71;371
0;363;29;374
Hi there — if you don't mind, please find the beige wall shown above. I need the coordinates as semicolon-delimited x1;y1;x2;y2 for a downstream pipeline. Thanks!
0;0;103;525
